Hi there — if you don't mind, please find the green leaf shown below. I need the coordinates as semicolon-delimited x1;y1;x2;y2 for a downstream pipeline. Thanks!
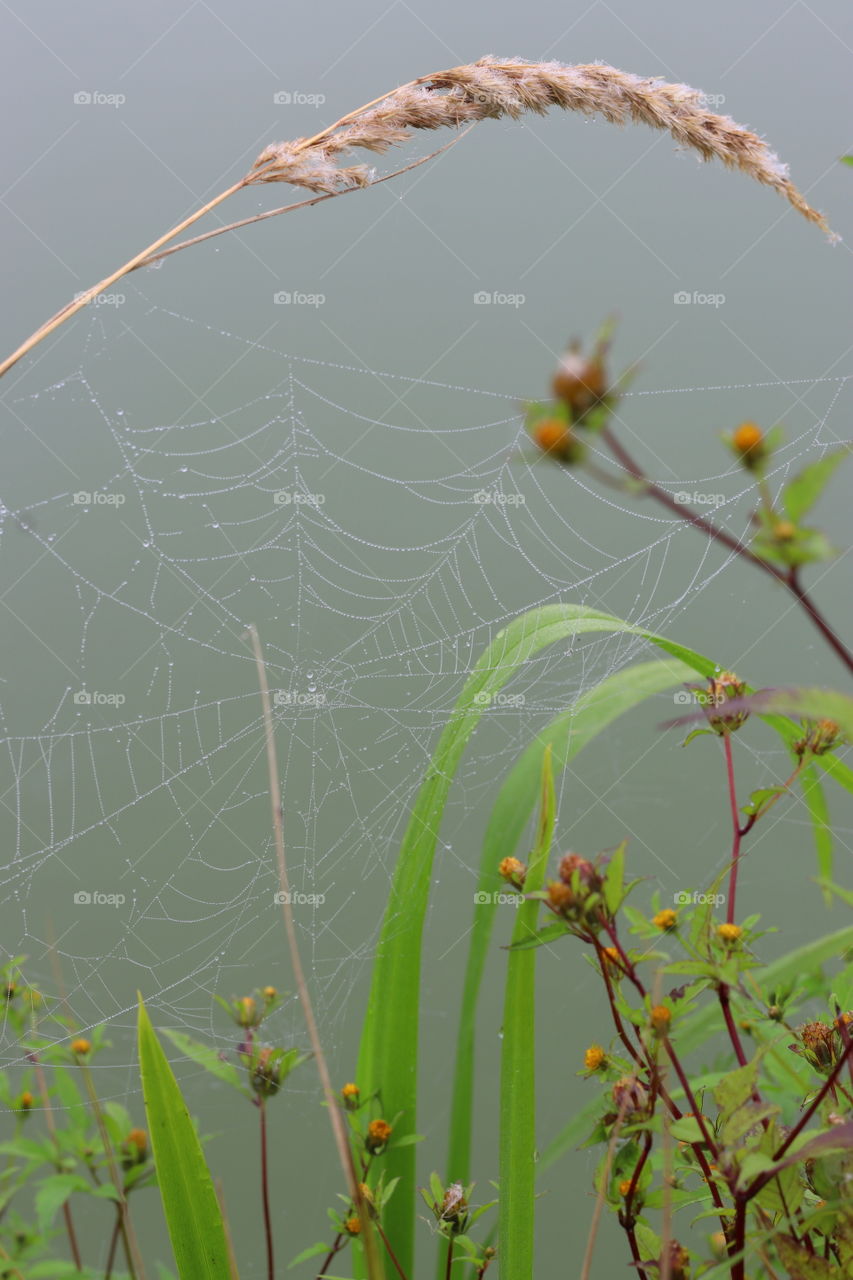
289;1242;332;1268
677;926;853;1053
160;1030;249;1097
443;653;714;1217
603;840;627;915
507;920;571;952
747;687;853;741
138;996;234;1280
34;1173;92;1232
740;786;787;818
499;748;555;1280
782;448;850;523
355;605;717;1275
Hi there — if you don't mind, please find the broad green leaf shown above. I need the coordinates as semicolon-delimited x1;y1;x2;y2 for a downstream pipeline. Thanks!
603;840;627;915
161;1030;249;1097
138;997;234;1280
782;448;850;523
444;652;713;1216
507;919;571;952
355;603;717;1275
499;748;555;1280
35;1173;93;1231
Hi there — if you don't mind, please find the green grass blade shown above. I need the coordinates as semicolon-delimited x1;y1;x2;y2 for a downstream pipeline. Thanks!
356;603;717;1273
499;747;555;1280
444;655;707;1207
138;997;234;1280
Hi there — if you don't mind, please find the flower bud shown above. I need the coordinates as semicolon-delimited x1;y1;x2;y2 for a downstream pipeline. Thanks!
71;1038;91;1058
532;419;585;464
584;1044;606;1072
699;671;748;735
365;1118;393;1154
611;1075;648;1123
653;908;678;932
498;857;527;888
731;421;766;469
552;341;608;418
341;1082;360;1110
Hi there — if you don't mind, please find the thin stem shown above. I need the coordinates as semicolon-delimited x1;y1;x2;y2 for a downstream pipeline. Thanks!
104;1208;121;1279
32;1059;83;1270
375;1222;410;1280
580;1102;629;1280
132;136;468;272
731;1197;747;1280
723;733;741;925
718;984;749;1068
78;1062;145;1280
259;1099;274;1280
0;180;247;380
444;1236;454;1280
598;425;853;677
247;625;383;1279
316;1233;345;1279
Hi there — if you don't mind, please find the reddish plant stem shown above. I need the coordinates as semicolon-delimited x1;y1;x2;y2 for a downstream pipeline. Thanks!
376;1222;410;1280
731;1196;747;1280
598;426;853;678
718;985;748;1068
316;1234;345;1279
259;1099;274;1280
444;1237;455;1280
835;1006;853;1091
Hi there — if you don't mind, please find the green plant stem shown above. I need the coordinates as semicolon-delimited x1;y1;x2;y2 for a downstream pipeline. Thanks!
31;1058;83;1271
259;1099;274;1280
598;425;853;677
78;1061;144;1280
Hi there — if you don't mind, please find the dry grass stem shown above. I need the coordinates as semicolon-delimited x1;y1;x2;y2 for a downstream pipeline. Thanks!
0;56;831;382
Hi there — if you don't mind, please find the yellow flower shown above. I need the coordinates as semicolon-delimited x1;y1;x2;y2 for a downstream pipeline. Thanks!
653;909;678;932
365;1118;393;1153
731;421;765;465
344;1216;362;1236
71;1038;91;1057
18;1091;34;1111
716;923;742;944
584;1044;606;1072
618;1178;633;1197
262;986;277;1001
498;856;527;886
651;1005;671;1033
341;1082;360;1110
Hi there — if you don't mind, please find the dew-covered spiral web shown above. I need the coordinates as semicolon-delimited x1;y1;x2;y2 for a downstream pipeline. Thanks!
0;284;850;1079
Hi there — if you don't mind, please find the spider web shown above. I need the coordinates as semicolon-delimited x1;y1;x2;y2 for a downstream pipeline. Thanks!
0;285;850;1126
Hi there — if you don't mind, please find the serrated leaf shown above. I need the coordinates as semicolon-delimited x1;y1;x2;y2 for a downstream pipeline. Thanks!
161;1029;249;1097
713;1051;765;1126
783;448;850;523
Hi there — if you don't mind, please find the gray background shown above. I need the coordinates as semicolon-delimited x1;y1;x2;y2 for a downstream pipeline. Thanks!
1;0;852;1276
